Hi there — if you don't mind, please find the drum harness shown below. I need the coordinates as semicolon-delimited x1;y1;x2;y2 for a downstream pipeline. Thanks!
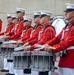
60;22;74;57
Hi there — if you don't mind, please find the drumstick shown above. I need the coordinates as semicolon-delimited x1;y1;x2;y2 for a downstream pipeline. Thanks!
14;45;24;51
34;44;45;48
3;40;17;44
34;45;45;51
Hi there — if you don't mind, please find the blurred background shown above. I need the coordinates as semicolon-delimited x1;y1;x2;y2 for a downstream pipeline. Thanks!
0;0;74;31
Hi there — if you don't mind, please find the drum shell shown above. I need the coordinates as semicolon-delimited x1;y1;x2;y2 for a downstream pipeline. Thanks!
13;51;31;69
31;51;53;71
1;44;9;58
1;44;18;59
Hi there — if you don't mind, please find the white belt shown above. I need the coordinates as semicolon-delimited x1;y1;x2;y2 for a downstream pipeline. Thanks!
67;46;74;50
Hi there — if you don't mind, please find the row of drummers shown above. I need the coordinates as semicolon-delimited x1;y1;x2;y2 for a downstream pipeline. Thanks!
0;8;64;75
1;8;56;50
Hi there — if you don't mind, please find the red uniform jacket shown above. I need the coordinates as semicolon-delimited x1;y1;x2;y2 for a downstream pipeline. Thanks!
31;22;55;49
0;19;2;32
47;20;74;68
23;24;43;45
0;23;14;36
9;18;25;40
21;26;33;42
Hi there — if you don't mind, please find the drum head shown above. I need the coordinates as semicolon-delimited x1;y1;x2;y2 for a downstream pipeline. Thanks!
52;18;66;36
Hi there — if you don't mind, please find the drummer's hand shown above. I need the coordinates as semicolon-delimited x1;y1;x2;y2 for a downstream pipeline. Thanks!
5;33;9;36
3;35;9;40
44;44;49;48
24;45;31;51
24;42;29;47
16;40;23;44
44;44;56;52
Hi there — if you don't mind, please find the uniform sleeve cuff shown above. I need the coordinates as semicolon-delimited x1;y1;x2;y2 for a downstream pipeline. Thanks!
31;45;34;50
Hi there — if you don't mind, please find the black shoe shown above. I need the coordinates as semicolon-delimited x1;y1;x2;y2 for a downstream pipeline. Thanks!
54;67;58;69
5;73;9;75
1;69;9;72
39;71;48;75
23;69;31;74
7;59;13;62
6;73;15;75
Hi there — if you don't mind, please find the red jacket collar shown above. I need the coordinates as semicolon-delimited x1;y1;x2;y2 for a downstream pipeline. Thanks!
19;18;24;22
68;19;74;26
7;22;14;26
34;23;42;29
43;21;50;27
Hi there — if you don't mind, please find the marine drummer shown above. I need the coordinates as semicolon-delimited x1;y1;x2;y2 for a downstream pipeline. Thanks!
0;14;14;73
4;7;25;41
14;16;33;75
14;11;43;75
24;10;56;75
24;10;55;52
23;11;43;46
44;3;74;75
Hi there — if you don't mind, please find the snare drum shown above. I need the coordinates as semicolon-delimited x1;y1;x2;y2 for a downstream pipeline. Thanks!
6;44;18;60
1;44;9;57
0;39;3;44
0;39;3;55
31;51;53;72
13;51;31;69
1;44;18;60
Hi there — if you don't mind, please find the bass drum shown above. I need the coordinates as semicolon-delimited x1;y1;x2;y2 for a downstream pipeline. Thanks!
52;18;66;36
51;17;67;57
